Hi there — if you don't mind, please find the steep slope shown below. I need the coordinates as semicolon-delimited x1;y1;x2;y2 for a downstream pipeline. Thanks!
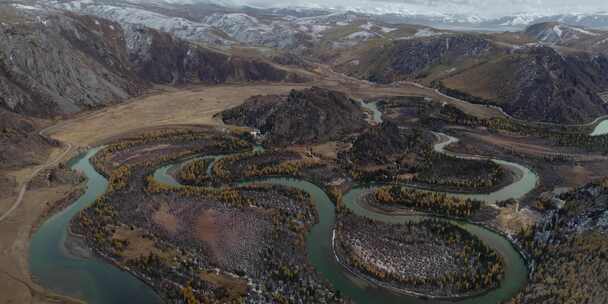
0;109;57;170
0;6;145;118
0;4;307;117
221;87;367;145
125;24;307;84
510;179;608;303
336;34;496;83
0;4;309;174
201;13;300;48
58;1;305;48
439;46;608;123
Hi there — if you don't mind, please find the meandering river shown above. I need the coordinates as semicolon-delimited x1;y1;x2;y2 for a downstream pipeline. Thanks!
29;102;535;303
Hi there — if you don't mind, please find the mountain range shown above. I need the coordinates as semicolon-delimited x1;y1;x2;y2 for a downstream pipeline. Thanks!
2;0;608;170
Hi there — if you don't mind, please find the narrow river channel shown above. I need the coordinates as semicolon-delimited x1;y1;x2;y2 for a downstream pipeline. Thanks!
30;101;534;303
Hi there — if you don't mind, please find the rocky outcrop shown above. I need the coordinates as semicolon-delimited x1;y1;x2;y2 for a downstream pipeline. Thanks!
339;34;495;83
506;48;608;123
350;121;429;165
125;25;307;85
0;8;145;118
221;87;367;145
438;46;608;123
0;6;308;119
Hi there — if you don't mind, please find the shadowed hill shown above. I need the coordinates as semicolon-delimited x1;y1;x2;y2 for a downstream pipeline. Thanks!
221;87;367;145
338;31;608;123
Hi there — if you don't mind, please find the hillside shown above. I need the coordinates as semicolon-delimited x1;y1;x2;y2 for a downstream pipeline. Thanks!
349;121;430;165
335;34;497;83
525;22;604;45
335;29;608;123
0;4;307;120
0;4;309;175
0;7;145;118
125;24;307;84
438;46;608;123
221;87;368;145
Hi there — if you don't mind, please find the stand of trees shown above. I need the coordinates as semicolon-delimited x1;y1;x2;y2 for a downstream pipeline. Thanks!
336;216;504;296
178;159;213;186
374;186;481;217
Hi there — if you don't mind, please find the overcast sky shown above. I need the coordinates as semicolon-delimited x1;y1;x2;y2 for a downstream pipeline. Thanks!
221;0;608;17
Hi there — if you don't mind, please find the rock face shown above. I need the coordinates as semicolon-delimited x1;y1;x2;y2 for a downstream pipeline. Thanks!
340;34;494;83
525;22;602;45
0;8;145;118
0;6;307;119
511;179;608;303
505;48;608;123
125;25;305;85
221;87;368;145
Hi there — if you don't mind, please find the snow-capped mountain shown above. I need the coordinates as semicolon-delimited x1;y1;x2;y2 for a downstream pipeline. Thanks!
49;0;327;47
201;13;299;47
526;22;601;45
55;2;234;45
18;0;608;53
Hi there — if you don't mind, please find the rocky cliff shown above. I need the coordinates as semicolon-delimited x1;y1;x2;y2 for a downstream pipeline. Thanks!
350;121;429;165
0;5;307;119
0;7;144;118
0;109;57;170
510;179;608;303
